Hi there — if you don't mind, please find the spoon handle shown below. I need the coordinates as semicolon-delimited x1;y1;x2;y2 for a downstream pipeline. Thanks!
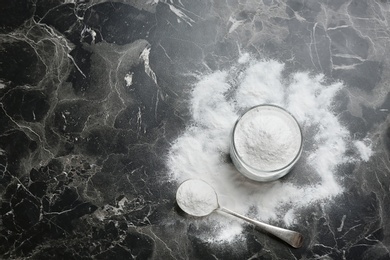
218;207;303;248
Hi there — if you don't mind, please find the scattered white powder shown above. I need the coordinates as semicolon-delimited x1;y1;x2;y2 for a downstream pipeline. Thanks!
234;106;301;171
208;223;245;243
176;179;219;217
167;54;373;243
124;72;133;87
283;208;297;226
238;53;250;64
353;139;373;162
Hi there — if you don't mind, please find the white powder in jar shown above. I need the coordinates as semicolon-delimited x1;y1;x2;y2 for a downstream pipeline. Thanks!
233;106;302;171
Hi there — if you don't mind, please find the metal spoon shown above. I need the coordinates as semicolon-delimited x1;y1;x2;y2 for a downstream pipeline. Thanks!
176;179;303;248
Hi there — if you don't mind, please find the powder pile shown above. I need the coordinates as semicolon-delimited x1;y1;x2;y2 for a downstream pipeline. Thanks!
167;55;373;242
233;106;302;171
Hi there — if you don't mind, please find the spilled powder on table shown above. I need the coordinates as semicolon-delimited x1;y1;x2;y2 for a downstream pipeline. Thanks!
167;54;373;243
353;139;373;162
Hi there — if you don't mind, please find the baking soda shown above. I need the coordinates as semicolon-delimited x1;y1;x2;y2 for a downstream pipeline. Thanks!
167;54;373;243
234;106;301;171
176;179;218;217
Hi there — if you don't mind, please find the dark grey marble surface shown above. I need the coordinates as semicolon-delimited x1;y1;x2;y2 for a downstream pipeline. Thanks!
1;0;390;259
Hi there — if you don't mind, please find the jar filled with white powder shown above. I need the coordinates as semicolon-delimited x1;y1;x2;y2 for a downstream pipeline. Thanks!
230;104;303;182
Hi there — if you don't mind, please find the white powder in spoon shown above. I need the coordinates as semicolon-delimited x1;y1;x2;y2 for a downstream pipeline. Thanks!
234;106;302;171
176;179;219;217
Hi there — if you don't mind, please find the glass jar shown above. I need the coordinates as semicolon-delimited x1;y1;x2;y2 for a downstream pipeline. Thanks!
230;104;303;182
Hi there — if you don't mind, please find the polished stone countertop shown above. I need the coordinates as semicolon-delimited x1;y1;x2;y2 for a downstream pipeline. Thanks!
1;0;390;259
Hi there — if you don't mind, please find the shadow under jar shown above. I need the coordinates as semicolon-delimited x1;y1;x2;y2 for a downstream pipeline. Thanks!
230;104;303;182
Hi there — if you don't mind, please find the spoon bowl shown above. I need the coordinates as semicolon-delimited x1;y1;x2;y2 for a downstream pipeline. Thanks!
176;179;303;248
176;179;218;217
